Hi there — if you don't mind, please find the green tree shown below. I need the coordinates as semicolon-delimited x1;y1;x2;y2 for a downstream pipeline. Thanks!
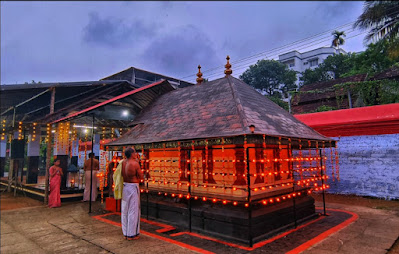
240;59;297;97
300;53;354;86
343;39;399;76
266;95;289;111
331;30;346;49
354;1;399;42
300;68;330;86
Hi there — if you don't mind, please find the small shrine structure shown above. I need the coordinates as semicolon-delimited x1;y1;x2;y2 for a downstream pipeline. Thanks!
106;57;338;245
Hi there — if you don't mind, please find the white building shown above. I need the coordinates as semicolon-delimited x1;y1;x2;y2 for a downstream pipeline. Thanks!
278;47;347;87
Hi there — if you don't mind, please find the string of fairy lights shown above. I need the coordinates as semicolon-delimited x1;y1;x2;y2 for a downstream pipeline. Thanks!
104;135;338;207
0;120;338;206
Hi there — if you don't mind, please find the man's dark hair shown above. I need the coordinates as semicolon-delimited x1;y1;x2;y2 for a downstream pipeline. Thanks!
89;152;95;158
124;147;136;159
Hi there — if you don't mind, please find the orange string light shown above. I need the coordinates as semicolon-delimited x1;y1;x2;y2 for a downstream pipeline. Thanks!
18;121;23;140
1;119;6;141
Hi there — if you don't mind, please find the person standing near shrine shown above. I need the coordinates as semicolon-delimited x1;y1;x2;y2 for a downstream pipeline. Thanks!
48;158;63;208
83;152;99;202
121;147;144;240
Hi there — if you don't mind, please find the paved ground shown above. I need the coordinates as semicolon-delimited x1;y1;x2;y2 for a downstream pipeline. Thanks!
1;191;399;254
0;192;196;254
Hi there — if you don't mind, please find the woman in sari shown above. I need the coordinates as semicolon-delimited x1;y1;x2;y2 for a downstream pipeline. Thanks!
49;158;63;208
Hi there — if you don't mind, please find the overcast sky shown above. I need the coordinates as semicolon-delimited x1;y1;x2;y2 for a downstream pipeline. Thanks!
1;1;367;85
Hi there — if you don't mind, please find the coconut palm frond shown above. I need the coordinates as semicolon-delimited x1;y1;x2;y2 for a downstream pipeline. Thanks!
354;1;399;43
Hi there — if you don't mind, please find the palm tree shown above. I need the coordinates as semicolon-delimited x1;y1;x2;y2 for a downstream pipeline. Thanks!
331;30;346;49
354;1;399;43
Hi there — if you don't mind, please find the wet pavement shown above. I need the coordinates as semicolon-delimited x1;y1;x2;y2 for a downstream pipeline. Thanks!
1;191;399;254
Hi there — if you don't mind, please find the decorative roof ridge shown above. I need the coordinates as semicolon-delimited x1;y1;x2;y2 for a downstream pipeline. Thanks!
225;75;250;133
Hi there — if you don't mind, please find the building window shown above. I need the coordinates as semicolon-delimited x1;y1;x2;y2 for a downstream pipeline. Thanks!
309;59;318;67
283;60;295;68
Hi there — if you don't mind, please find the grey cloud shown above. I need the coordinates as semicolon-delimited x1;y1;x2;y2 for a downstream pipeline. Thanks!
316;2;360;22
82;12;157;48
141;25;220;78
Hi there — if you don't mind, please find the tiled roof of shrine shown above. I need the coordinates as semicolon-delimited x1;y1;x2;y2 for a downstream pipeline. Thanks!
108;75;331;146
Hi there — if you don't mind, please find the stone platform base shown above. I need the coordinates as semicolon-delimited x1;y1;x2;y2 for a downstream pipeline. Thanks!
136;193;315;245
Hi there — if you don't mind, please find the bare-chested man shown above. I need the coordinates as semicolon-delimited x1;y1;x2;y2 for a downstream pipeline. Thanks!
121;147;144;240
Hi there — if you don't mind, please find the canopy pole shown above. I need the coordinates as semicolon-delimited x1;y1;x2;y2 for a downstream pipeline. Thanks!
89;114;95;213
44;124;52;204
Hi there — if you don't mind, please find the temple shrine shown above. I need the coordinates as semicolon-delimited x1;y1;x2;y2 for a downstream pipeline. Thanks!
106;57;338;245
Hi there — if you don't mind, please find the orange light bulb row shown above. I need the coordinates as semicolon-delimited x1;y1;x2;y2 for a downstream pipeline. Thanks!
252;182;293;192
104;152;109;187
111;128;115;140
293;166;323;172
154;190;239;206
146;189;311;208
205;139;209;182
96;171;105;203
59;123;64;153
102;127;106;140
46;124;50;143
259;190;308;206
149;169;290;177
221;138;226;181
162;143;167;185
18;121;23;140
110;156;119;191
1;119;6;140
149;179;248;191
66;122;70;155
313;184;330;191
308;140;314;167
146;157;323;163
78;139;82;160
315;141;321;177
296;176;328;186
177;141;181;181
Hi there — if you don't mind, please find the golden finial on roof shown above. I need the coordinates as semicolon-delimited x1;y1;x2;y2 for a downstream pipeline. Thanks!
224;55;232;76
196;65;204;85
